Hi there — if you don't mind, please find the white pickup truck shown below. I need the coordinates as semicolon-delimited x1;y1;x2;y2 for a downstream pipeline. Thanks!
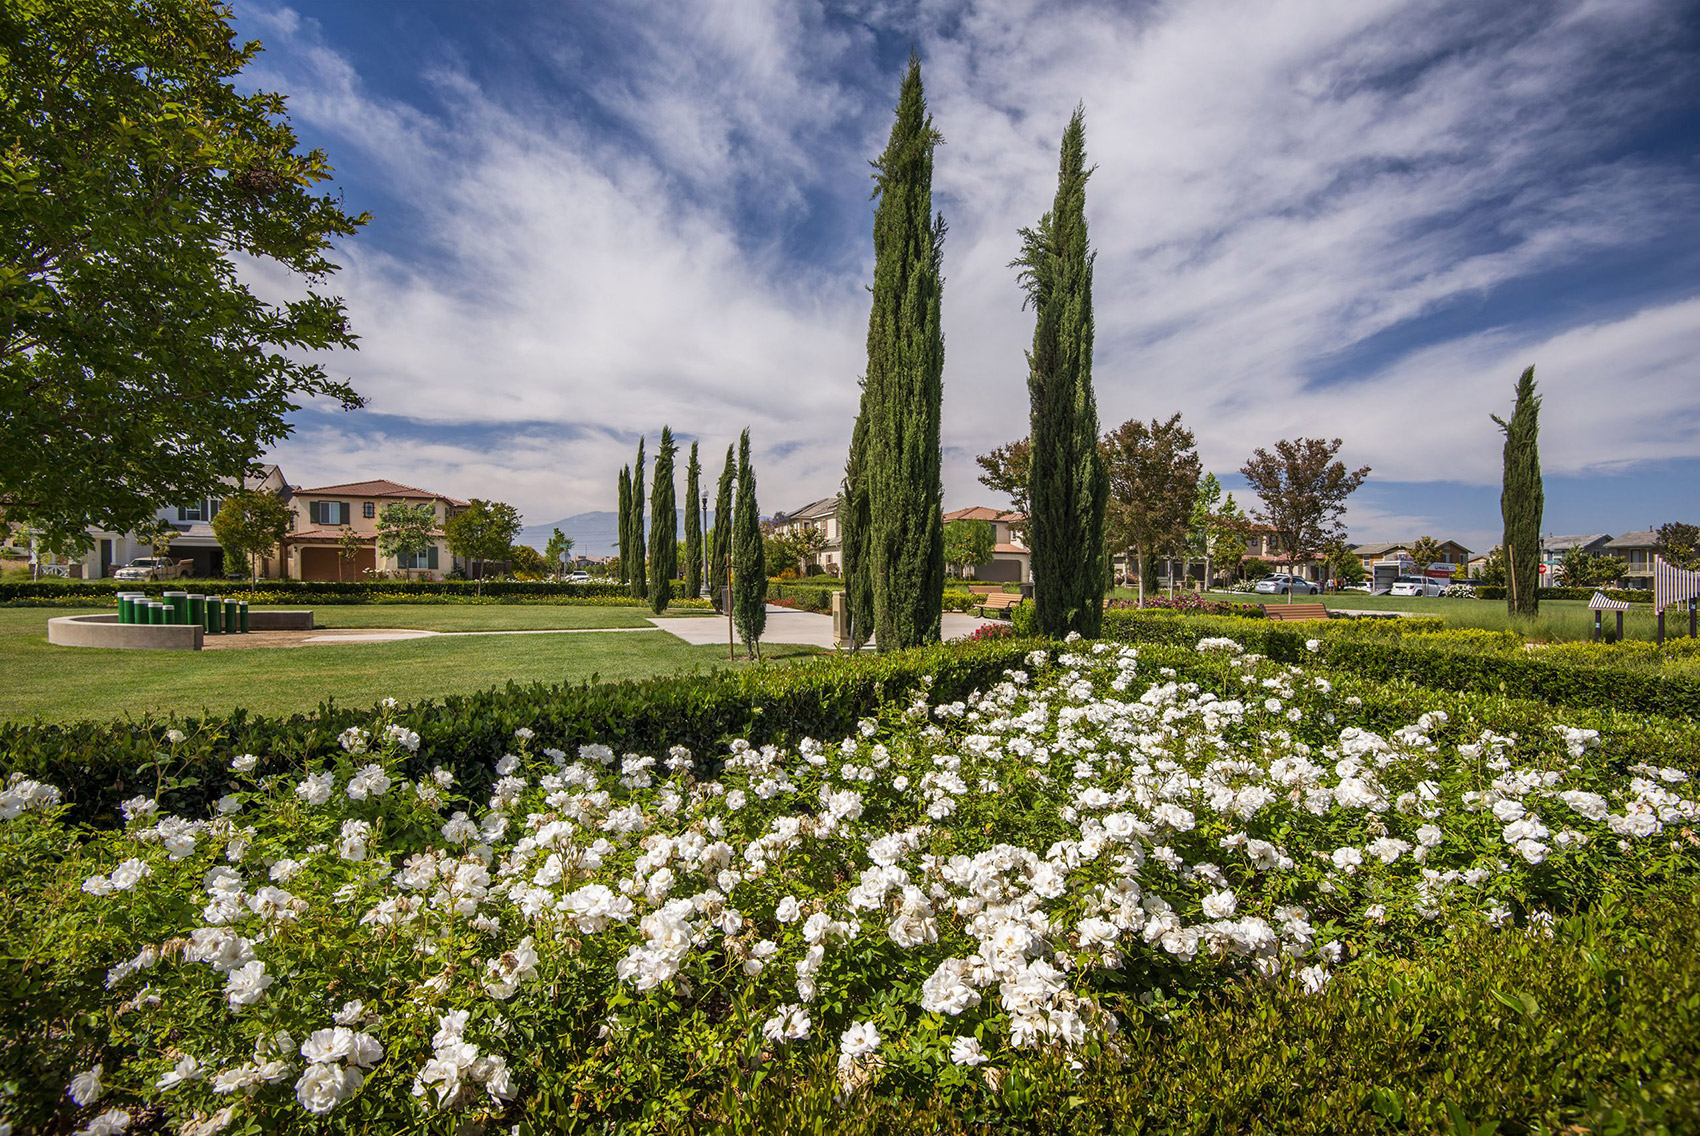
112;557;192;582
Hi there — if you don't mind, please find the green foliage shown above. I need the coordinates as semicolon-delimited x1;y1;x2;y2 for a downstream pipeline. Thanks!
649;427;678;614
1239;437;1370;582
0;0;368;551
543;527;574;576
209;489;292;579
1477;544;1506;586
1558;546;1626;588
336;528;365;580
943;518;995;578
1493;365;1543;616
443;499;522;596
1472;585;1652;603
683;442;703;599
374;501;435;570
974;436;1031;515
731;430;766;656
859;56;946;652
506;542;548;579
1104;414;1201;600
1019;108;1107;639
1654;521;1700;571
1321;541;1367;585
630;438;648;600
842;408;874;649
1406;535;1446;567
618;466;632;585
710;444;734;613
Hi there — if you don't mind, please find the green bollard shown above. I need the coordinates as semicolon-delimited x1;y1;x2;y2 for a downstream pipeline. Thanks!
188;595;205;629
148;602;166;625
239;601;250;633
206;596;224;633
117;594;132;624
164;591;188;624
224;599;241;633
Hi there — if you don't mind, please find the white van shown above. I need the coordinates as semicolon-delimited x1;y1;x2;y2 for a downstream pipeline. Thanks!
1388;574;1447;597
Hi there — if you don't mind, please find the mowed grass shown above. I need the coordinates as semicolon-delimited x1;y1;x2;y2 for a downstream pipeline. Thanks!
0;606;816;723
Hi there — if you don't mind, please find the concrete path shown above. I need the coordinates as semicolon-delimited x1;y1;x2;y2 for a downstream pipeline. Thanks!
650;605;1000;650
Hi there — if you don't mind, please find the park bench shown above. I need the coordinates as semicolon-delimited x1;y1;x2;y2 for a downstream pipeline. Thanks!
976;591;1026;616
1263;602;1330;622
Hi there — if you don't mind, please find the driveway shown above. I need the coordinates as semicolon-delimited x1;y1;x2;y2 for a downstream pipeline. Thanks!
650;605;1000;650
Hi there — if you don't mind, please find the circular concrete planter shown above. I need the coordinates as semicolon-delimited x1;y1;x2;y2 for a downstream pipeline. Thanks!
49;613;201;651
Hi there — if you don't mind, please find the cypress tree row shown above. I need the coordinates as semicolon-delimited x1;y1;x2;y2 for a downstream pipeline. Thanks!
731;428;766;659
629;437;647;600
852;55;946;652
683;441;703;599
709;444;734;612
1493;365;1543;616
617;466;631;583
648;426;678;614
840;406;874;649
1017;107;1108;638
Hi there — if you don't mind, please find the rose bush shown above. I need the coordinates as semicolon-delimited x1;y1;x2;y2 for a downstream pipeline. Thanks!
2;638;1698;1133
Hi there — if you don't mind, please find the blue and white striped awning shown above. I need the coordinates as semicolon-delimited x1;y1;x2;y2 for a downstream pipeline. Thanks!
1654;555;1700;613
1588;591;1631;611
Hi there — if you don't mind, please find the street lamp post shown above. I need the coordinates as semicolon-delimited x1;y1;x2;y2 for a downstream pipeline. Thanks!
701;491;710;597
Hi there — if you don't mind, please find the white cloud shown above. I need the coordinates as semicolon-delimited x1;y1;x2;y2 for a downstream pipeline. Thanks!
239;0;1699;530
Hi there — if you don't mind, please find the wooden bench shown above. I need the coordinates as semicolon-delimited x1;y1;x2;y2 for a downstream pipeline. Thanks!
977;592;1026;615
1263;602;1330;622
966;584;1003;596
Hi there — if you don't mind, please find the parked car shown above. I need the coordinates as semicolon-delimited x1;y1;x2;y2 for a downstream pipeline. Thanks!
565;570;591;583
1389;575;1448;597
1254;573;1320;595
112;557;191;582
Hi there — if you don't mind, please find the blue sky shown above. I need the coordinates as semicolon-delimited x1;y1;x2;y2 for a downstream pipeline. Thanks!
234;0;1700;552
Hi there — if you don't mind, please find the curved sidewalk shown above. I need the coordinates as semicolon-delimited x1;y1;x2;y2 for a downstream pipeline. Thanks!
649;605;999;649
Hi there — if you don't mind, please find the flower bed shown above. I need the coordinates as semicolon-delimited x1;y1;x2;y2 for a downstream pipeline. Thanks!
4;638;1697;1132
1105;594;1265;618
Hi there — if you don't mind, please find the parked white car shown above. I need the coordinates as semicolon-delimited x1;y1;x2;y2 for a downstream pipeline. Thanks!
1389;575;1448;597
565;570;591;583
112;557;190;582
1254;573;1320;595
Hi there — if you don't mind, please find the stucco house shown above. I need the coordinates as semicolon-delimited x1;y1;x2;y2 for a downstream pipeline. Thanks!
1602;530;1658;590
773;496;843;575
78;464;293;579
1352;539;1473;572
942;506;1030;583
283;479;469;581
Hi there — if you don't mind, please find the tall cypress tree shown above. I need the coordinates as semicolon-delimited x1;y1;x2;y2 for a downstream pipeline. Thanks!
1493;365;1543;617
629;436;647;600
856;55;945;651
709;443;734;613
1018;107;1108;638
617;466;631;583
683;441;703;599
840;405;874;648
731;428;766;658
648;426;678;614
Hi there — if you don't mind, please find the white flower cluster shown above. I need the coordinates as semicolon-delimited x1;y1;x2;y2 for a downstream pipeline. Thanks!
414;1010;515;1110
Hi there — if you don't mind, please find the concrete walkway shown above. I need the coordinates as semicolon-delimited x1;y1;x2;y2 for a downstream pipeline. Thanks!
650;605;999;650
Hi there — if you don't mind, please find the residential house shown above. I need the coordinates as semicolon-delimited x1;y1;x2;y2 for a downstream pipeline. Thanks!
1352;540;1473;572
773;497;843;575
78;465;292;579
1602;530;1658;590
1540;534;1613;580
284;480;468;581
942;506;1030;583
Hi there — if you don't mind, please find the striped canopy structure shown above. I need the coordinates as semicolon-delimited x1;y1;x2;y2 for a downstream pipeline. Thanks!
1654;555;1700;614
1588;591;1631;612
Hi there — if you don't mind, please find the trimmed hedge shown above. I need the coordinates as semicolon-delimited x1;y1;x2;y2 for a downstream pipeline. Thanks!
0;578;629;602
1095;607;1448;658
0;639;1037;828
1472;585;1653;603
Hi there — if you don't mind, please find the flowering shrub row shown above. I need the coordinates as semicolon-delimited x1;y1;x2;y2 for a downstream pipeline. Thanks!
0;641;1037;828
1469;585;1654;603
3;636;1697;1132
1105;594;1265;618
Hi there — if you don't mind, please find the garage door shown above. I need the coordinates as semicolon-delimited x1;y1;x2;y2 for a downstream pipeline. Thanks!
299;546;375;581
979;558;1021;582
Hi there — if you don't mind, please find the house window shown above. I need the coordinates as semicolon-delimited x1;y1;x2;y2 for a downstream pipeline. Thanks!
177;500;217;522
363;502;375;519
309;501;352;526
396;546;440;571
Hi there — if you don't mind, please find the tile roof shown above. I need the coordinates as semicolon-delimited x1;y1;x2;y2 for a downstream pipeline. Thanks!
292;479;470;507
782;496;840;520
944;506;1027;523
1603;530;1657;549
1541;534;1613;552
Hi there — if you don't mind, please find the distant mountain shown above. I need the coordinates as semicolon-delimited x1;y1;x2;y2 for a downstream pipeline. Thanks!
518;509;714;558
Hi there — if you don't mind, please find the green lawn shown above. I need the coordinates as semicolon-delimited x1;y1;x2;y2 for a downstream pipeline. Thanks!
0;606;816;722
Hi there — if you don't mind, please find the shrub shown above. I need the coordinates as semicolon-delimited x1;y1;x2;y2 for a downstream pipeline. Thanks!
1106;594;1264;618
0;579;633;604
1472;585;1653;603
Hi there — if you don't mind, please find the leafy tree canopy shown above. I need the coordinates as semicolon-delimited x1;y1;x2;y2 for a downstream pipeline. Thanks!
0;0;368;550
1239;437;1369;583
943;519;995;578
1654;522;1700;572
1104;414;1201;598
975;438;1032;516
375;503;435;565
1407;536;1446;568
210;488;291;579
543;528;574;576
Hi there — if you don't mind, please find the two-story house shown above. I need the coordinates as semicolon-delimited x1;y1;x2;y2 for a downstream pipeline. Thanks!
773;497;843;575
1353;539;1473;572
79;464;293;579
1602;530;1658;590
283;480;469;581
1540;534;1613;578
942;506;1030;583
